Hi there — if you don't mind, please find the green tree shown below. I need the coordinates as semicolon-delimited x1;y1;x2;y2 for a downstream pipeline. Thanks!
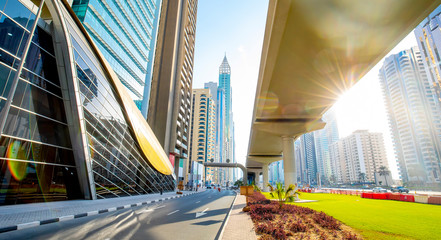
378;166;391;186
233;179;244;187
267;182;299;209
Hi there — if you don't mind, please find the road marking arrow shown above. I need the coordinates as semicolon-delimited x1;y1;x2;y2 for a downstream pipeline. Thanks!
195;208;209;218
167;210;180;215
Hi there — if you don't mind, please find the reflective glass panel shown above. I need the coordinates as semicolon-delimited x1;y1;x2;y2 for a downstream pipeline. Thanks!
0;160;81;205
24;43;58;85
2;0;35;30
13;80;67;123
0;14;29;56
0;63;15;97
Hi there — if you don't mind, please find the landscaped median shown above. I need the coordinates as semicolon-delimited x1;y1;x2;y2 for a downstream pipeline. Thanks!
247;192;361;239
261;192;441;240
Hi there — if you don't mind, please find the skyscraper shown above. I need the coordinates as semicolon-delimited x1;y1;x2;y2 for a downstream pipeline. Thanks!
147;0;198;184
414;5;441;105
298;132;318;185
218;55;235;184
380;47;441;183
330;130;388;184
204;81;220;178
314;108;340;184
71;0;162;104
189;89;216;186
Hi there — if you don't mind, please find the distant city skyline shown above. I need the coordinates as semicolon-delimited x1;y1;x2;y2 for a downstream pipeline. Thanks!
193;1;268;171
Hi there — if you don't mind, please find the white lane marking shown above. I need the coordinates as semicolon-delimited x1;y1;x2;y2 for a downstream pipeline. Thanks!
167;210;180;215
196;201;200;203
154;205;166;209
195;208;209;218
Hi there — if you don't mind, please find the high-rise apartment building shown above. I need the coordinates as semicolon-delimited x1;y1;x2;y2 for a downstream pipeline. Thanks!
330;131;389;184
414;5;441;105
71;0;162;104
269;160;284;184
298;132;318;185
380;47;441;183
147;0;198;183
204;81;219;165
189;89;216;186
0;0;174;205
314;108;339;184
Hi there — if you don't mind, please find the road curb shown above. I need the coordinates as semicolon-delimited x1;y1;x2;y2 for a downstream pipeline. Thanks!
0;192;200;234
216;192;238;240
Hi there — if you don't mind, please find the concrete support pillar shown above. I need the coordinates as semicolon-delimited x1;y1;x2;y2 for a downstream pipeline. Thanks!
183;158;189;185
262;163;269;192
282;136;296;187
174;158;180;189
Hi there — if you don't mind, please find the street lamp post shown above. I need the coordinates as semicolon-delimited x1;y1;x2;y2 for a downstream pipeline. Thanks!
210;158;219;187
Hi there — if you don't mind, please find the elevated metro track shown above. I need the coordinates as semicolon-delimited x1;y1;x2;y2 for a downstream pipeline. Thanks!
247;0;441;189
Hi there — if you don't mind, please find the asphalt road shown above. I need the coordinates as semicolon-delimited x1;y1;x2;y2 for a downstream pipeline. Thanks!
0;189;236;240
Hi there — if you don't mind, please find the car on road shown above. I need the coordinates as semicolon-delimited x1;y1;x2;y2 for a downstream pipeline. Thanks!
372;187;388;193
391;186;409;193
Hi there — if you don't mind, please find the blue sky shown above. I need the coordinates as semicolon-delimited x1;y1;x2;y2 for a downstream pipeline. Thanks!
192;1;417;179
193;0;269;166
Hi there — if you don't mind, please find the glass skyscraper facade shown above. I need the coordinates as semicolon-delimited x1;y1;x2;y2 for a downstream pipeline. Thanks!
218;55;235;183
313;108;339;184
380;47;441;183
0;0;174;205
71;0;162;106
414;5;441;105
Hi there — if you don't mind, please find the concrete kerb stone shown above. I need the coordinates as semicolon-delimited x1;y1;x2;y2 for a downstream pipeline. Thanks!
217;192;238;240
0;191;200;234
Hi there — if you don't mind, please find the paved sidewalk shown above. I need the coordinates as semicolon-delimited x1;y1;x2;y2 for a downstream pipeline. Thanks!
0;189;205;232
221;194;257;240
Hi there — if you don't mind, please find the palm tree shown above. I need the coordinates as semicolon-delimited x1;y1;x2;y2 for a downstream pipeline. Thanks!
358;172;366;183
330;175;337;184
378;166;391;186
267;182;299;208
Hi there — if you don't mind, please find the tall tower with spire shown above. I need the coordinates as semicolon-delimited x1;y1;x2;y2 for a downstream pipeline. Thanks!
219;55;232;136
218;55;235;183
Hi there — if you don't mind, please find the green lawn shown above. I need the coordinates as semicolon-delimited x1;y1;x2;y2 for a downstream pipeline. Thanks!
262;192;441;240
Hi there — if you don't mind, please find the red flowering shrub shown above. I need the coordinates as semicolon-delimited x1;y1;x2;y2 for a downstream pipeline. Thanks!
249;191;361;239
273;223;288;240
281;204;315;216
256;221;276;235
249;191;271;205
344;231;359;240
312;211;341;230
288;218;308;233
258;234;275;240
